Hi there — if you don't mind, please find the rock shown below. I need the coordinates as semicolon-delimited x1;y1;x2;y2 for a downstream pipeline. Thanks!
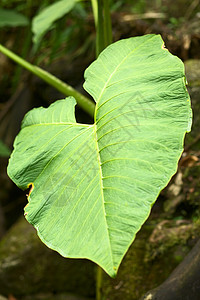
0;217;95;299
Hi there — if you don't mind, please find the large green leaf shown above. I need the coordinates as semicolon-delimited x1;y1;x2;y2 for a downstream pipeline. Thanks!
32;0;76;44
0;9;29;28
7;35;192;277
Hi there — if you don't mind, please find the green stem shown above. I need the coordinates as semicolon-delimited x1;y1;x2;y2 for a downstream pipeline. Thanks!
96;0;105;57
94;0;113;57
0;44;95;118
91;0;98;28
96;265;103;300
103;0;112;47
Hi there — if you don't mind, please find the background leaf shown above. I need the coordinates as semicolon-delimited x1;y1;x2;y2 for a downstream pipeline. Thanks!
0;140;11;157
32;0;77;45
0;8;29;28
7;35;192;277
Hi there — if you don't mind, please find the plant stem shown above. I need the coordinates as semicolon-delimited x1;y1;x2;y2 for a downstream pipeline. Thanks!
103;0;112;47
93;0;113;57
91;0;98;28
96;265;103;300
0;44;95;118
96;0;105;57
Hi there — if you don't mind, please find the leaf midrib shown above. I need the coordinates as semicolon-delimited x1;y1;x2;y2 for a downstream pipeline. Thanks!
93;123;114;268
92;35;157;270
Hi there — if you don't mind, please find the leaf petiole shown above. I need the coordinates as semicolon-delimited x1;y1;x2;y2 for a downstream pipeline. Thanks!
0;44;95;117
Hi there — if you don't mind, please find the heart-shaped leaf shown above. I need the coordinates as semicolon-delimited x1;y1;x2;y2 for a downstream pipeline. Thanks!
7;35;192;277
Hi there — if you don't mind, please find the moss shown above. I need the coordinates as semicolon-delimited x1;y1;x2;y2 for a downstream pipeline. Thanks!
145;221;200;261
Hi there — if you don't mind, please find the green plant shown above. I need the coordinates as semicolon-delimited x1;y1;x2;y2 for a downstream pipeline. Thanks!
0;0;192;298
32;0;77;47
0;8;29;28
0;140;11;157
6;34;192;276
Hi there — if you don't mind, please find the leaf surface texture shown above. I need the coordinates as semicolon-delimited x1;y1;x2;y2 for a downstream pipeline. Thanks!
8;35;191;277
